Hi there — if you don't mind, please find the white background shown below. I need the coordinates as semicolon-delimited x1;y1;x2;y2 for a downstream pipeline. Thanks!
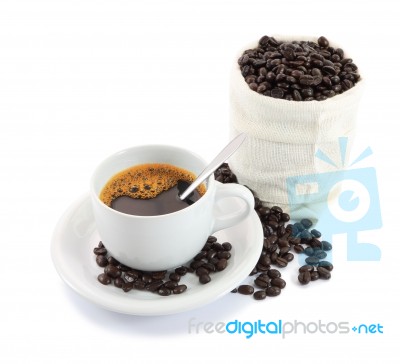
1;0;399;362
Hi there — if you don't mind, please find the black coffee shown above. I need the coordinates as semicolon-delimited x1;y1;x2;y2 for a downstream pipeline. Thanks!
100;163;205;216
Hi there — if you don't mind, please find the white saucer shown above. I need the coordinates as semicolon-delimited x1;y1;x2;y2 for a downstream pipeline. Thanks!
51;194;263;316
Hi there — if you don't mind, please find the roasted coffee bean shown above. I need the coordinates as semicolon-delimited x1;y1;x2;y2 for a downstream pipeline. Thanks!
169;273;181;282
294;245;305;253
151;270;167;281
207;236;217;243
310;238;322;248
259;254;271;266
114;277;125;288
125;269;140;280
300;230;313;240
194;251;207;261
196;267;209;276
123;273;135;283
238;285;255;295
190;260;204;270
146;280;164;292
163;281;178;289
282;253;294;262
317;267;331;279
104;264;121;279
158;288;171;296
96;254;108;267
134;280;146;290
267;269;281;279
310;271;320;281
298;271;311;285
175;266;187;276
173;285;187;294
318;261;334;271
93;247;107;255
97;273;111;285
321;241;332;251
122;282;134;292
254;277;269;288
299;265;314;273
271;277;286;289
199;274;211;284
305;256;320;265
217;251;231;259
314;250;327;259
142;274;152;284
266;286;281;297
311;229;321;238
279;247;291;256
300;218;312;229
318;36;329;48
216;259;228;271
271;88;284;99
253;290;267;300
222;242;232;251
275;257;288;268
202;263;216;272
304;247;315;256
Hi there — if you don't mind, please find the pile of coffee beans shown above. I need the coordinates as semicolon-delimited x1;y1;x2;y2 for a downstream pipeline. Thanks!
238;35;360;101
215;163;333;300
94;236;231;296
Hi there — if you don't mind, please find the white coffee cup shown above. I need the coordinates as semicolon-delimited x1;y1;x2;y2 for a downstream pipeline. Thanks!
90;145;254;271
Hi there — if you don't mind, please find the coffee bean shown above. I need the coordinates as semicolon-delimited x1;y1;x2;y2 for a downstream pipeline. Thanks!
310;229;321;238
97;273;111;285
275;257;288;268
217;251;231;259
271;277;286;289
146;280;164;292
305;256;320;265
304;247;315;256
169;272;181;282
175;266;187;276
222;242;232;251
254;277;269;288
299;265;314;273
173;285;187;294
199;274;211;284
122;282;134;292
318;261;334;271
104;264;121;279
310;271;320;281
216;259;228;271
195;267;208;277
96;254;108;267
282;253;294;262
114;277;125;288
271;88;284;99
317;267;331;279
321;241;332;251
253;290;267;300
93;247;107;255
266;286;281;297
158;288;171;296
294;245;304;253
163;281;177;289
318;36;329;48
314;250;327;259
134;280;146;290
238;285;254;295
266;269;281;279
298;271;311;285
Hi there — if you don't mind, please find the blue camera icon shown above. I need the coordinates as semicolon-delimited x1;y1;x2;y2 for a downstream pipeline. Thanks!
286;142;382;261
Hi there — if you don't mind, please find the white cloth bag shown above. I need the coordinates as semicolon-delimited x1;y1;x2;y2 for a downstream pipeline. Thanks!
229;36;364;214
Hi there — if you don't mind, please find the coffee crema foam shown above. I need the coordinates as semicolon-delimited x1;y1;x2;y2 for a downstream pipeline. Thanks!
100;163;206;206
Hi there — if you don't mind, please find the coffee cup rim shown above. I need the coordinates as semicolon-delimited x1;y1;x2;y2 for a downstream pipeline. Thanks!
90;144;214;219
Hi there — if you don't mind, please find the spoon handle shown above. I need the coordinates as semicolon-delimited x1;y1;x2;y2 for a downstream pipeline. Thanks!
179;133;247;200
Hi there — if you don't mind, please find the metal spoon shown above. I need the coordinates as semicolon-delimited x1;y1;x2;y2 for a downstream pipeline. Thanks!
178;133;247;201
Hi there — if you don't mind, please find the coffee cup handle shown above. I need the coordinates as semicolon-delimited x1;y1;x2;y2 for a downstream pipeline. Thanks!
211;181;255;233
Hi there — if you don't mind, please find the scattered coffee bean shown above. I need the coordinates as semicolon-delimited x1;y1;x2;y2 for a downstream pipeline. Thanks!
173;285;187;294
158;288;171;296
114;277;125;288
318;261;334;271
104;264;121;279
271;277;286;289
305;256;320;265
317;267;332;279
199;274;211;284
298;271;311;285
238;285;254;295
253;290;267;300
97;273;111;285
266;286;281;297
310;271;320;281
321;241;332;251
267;269;281;279
96;254;108;267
